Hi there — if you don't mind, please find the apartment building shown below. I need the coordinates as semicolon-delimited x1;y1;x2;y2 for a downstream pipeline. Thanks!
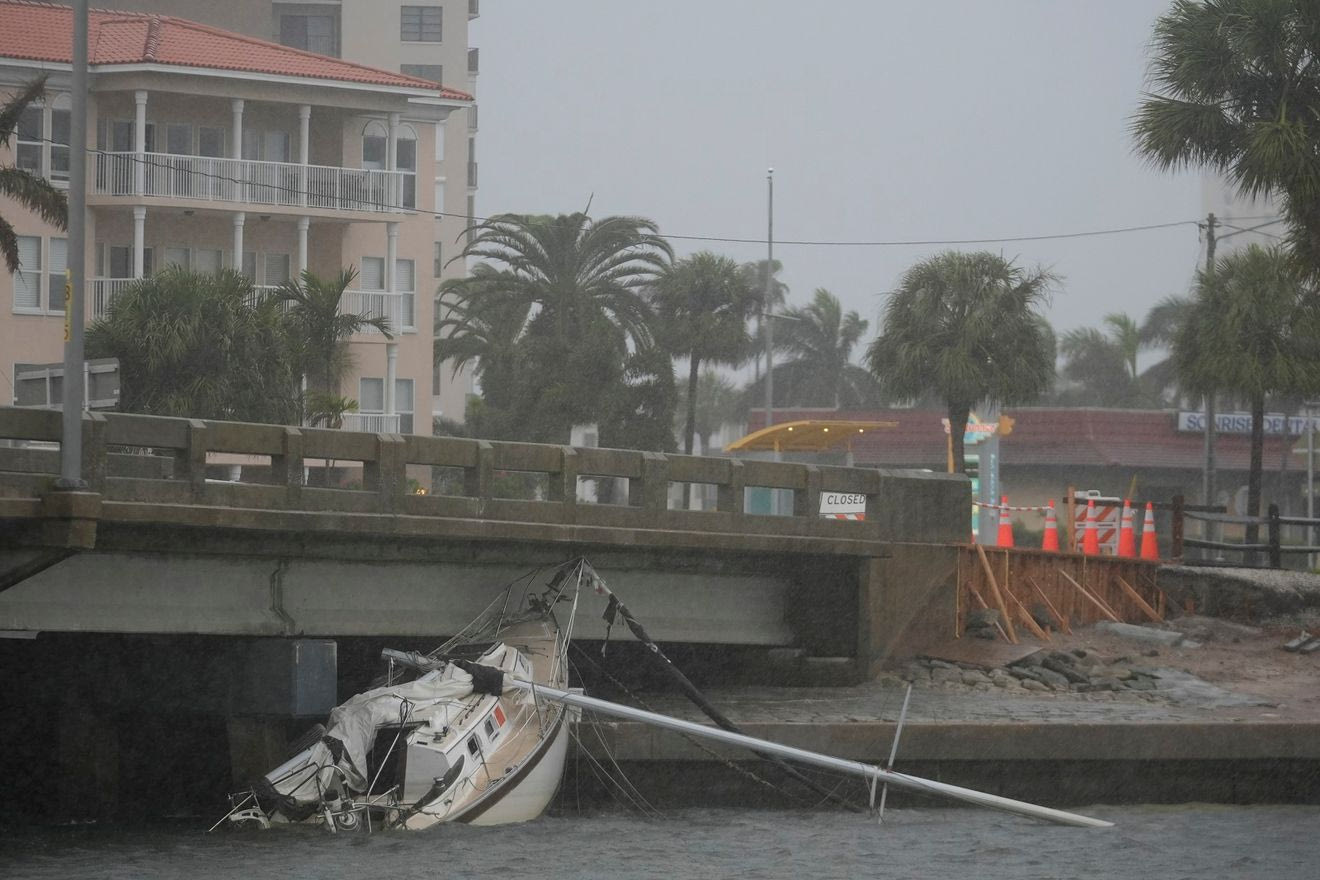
94;0;482;423
0;1;471;433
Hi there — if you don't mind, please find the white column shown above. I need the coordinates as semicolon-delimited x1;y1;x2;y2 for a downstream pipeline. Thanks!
385;343;398;428
230;99;244;158
385;221;399;333
133;90;147;195
232;212;245;274
387;111;400;208
132;206;146;278
298;104;310;207
296;216;310;277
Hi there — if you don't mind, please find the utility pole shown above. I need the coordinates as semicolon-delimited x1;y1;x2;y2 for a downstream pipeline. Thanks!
57;0;89;489
763;168;775;430
1201;212;1218;555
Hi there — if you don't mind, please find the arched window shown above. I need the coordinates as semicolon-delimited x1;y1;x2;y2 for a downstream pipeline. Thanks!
361;120;388;170
397;124;417;208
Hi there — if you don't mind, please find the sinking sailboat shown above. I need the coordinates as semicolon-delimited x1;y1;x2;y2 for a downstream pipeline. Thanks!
218;557;1111;832
220;559;583;832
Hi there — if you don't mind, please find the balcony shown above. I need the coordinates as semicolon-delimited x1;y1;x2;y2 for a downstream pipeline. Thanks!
89;279;284;320
338;412;401;433
340;288;415;335
91;152;414;215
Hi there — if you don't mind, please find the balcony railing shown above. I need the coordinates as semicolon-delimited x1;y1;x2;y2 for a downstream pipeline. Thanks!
340;288;415;335
338;412;401;433
91;152;414;214
89;277;136;319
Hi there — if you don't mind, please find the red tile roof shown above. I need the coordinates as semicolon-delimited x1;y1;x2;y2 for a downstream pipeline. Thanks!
748;407;1304;472
0;1;472;99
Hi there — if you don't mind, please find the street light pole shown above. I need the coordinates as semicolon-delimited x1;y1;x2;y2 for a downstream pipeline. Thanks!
57;0;89;489
763;167;774;430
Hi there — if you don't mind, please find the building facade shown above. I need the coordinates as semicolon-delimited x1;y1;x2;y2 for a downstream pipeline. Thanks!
1;1;472;433
92;0;482;424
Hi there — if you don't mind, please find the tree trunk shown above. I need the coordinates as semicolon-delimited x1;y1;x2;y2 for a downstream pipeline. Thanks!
949;402;971;475
1245;393;1265;562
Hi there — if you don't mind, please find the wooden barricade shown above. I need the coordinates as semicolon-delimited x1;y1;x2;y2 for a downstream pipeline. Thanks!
955;545;1166;643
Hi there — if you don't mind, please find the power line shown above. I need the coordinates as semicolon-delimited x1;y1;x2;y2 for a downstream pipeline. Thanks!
29;139;1229;248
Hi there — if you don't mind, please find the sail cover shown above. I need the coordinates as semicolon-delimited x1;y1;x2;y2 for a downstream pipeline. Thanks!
267;663;477;807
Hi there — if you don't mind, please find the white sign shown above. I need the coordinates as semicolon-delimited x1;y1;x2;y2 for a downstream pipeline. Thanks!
819;492;866;517
1177;411;1320;435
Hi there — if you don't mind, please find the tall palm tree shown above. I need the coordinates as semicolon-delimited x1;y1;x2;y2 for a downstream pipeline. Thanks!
86;267;299;422
275;268;393;416
866;251;1057;473
443;213;672;441
1;76;68;271
741;258;789;381
1132;0;1320;273
453;212;671;350
1058;313;1148;407
1174;244;1320;549
434;275;531;391
767;287;881;408
652;251;757;456
676;369;741;455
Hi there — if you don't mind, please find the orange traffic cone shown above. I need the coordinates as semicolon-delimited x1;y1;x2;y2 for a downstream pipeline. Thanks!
1117;499;1136;558
1139;502;1159;560
996;496;1014;548
1041;500;1060;552
1082;499;1100;555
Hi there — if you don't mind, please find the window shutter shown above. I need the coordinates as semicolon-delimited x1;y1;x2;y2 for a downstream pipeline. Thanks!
13;236;41;309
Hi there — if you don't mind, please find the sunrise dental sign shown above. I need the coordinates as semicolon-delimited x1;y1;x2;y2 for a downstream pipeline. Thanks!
1177;412;1320;435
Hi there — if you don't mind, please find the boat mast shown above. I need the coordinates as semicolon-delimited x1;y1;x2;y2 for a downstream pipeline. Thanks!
508;679;1112;829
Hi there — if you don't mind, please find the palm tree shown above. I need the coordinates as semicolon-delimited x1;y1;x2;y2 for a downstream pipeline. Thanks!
1058;313;1148;407
866;251;1057;473
1138;294;1194;404
275;267;393;406
652;252;757;456
676;369;741;455
1173;244;1320;550
86;267;299;422
1;76;68;271
434;276;531;391
1132;0;1320;273
741;258;789;381
766;288;882;408
443;213;672;441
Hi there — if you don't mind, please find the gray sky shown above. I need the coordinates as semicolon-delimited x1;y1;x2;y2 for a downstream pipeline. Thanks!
472;1;1206;343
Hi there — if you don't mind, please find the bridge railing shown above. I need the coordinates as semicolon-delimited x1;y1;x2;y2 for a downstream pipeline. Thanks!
0;407;968;542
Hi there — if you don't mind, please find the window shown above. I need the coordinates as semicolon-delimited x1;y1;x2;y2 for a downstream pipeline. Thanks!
265;253;291;287
12;236;41;311
46;239;66;312
362;121;387;171
360;256;385;290
396;258;415;329
198;126;226;158
433;242;443;277
242;129;290;162
401;5;442;42
395;378;414;434
401;63;443;83
106;245;153;279
163;246;191;269
242;251;258;281
50;99;71;183
165;123;193;155
465;736;479;756
434;120;445;162
397;126;417;209
359;377;384;413
194;248;224;275
108;119;154;152
16;106;42;175
280;13;338;56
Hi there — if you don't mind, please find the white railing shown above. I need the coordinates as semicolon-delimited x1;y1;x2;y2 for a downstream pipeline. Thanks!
90;152;414;214
338;412;401;433
340;288;414;335
89;277;136;319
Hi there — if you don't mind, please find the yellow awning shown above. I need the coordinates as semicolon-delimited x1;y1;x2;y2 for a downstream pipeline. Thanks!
724;419;898;453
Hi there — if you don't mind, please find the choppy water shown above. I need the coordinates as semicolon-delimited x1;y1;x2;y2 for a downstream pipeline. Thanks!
2;806;1317;880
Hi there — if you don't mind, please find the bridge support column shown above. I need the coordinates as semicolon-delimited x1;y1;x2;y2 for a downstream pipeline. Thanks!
858;544;959;676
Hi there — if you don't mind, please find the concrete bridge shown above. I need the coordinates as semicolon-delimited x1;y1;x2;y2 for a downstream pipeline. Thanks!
0;405;968;673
